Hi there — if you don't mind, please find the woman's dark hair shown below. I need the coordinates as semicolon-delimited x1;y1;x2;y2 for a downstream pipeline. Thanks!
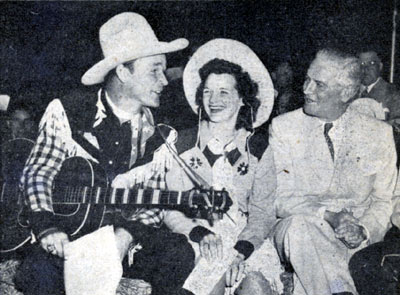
195;58;260;131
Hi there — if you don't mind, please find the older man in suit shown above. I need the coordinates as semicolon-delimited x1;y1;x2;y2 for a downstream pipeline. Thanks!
228;48;397;295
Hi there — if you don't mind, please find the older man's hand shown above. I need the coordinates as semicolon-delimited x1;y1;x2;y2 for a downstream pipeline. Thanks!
335;222;367;249
324;209;359;230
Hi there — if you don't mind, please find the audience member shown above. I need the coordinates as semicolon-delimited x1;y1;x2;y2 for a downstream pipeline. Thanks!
271;61;301;117
5;104;36;141
358;51;400;124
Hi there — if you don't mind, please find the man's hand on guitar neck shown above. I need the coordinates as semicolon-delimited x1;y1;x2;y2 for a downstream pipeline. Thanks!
40;230;69;258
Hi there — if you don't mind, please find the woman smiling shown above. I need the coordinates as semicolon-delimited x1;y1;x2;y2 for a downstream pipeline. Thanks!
163;39;282;295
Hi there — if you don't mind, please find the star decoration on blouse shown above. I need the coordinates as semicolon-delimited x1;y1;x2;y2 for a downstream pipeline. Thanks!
189;157;202;169
237;162;249;175
142;126;152;133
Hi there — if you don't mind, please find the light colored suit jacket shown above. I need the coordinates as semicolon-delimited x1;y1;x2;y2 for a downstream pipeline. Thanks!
240;108;397;247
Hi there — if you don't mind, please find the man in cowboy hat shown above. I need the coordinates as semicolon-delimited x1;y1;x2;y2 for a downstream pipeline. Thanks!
15;12;194;295
228;48;397;295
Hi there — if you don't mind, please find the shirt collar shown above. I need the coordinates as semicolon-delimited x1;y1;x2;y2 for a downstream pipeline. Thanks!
104;91;141;124
367;77;381;93
93;89;155;128
312;106;353;132
198;120;251;155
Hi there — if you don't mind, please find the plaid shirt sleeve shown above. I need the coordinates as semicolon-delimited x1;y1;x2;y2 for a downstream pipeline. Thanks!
21;99;71;212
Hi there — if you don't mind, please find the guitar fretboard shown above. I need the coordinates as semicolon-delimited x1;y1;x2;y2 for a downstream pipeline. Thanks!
53;186;192;206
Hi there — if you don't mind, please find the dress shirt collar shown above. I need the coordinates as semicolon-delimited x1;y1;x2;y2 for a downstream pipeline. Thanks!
312;106;353;133
104;91;141;124
366;77;381;93
93;89;155;128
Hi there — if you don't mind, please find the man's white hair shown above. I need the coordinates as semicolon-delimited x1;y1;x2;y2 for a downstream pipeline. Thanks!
315;48;361;89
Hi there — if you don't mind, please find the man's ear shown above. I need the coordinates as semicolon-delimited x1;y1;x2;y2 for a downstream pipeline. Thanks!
115;64;131;83
379;62;383;72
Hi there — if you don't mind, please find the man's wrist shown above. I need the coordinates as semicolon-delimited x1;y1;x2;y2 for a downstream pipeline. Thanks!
233;240;254;260
323;210;335;225
37;227;61;240
189;226;213;243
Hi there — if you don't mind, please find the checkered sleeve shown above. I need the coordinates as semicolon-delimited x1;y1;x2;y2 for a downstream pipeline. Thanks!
21;99;70;213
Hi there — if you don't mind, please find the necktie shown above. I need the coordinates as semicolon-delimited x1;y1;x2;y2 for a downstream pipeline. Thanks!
324;123;334;161
361;90;368;98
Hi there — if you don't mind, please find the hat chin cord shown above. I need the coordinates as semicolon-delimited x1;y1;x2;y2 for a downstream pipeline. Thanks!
246;106;255;163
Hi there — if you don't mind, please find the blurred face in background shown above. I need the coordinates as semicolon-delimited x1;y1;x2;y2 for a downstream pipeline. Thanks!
359;51;382;86
274;62;293;89
8;109;35;139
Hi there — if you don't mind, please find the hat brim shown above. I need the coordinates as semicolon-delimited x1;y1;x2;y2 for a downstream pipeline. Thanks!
183;38;274;128
81;38;189;85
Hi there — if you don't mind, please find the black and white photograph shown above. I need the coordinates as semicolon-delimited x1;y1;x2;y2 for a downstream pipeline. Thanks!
0;1;399;295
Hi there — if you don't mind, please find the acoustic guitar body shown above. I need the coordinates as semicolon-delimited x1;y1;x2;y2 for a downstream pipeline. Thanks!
1;138;34;253
52;157;108;239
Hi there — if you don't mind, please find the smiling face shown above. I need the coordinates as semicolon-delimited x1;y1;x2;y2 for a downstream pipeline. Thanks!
303;57;346;120
202;73;243;124
125;54;168;108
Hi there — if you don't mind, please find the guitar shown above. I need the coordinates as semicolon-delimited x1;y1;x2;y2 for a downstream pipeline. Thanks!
1;138;35;253
1;154;232;252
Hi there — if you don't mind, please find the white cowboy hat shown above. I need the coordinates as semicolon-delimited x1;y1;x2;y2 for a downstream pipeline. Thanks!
183;38;274;128
82;12;189;85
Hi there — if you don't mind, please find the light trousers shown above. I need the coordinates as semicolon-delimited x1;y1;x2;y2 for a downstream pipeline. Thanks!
272;215;361;295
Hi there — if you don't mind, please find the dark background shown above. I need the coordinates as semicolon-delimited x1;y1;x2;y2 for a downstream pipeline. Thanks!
0;0;399;121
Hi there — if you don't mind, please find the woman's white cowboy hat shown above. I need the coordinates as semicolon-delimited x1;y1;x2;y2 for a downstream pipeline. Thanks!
82;12;189;85
183;38;274;128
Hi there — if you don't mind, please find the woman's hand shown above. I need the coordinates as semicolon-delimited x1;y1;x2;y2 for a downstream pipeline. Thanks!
199;233;223;261
226;254;246;287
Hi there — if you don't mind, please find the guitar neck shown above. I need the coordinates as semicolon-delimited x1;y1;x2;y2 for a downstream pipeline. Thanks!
54;186;191;206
